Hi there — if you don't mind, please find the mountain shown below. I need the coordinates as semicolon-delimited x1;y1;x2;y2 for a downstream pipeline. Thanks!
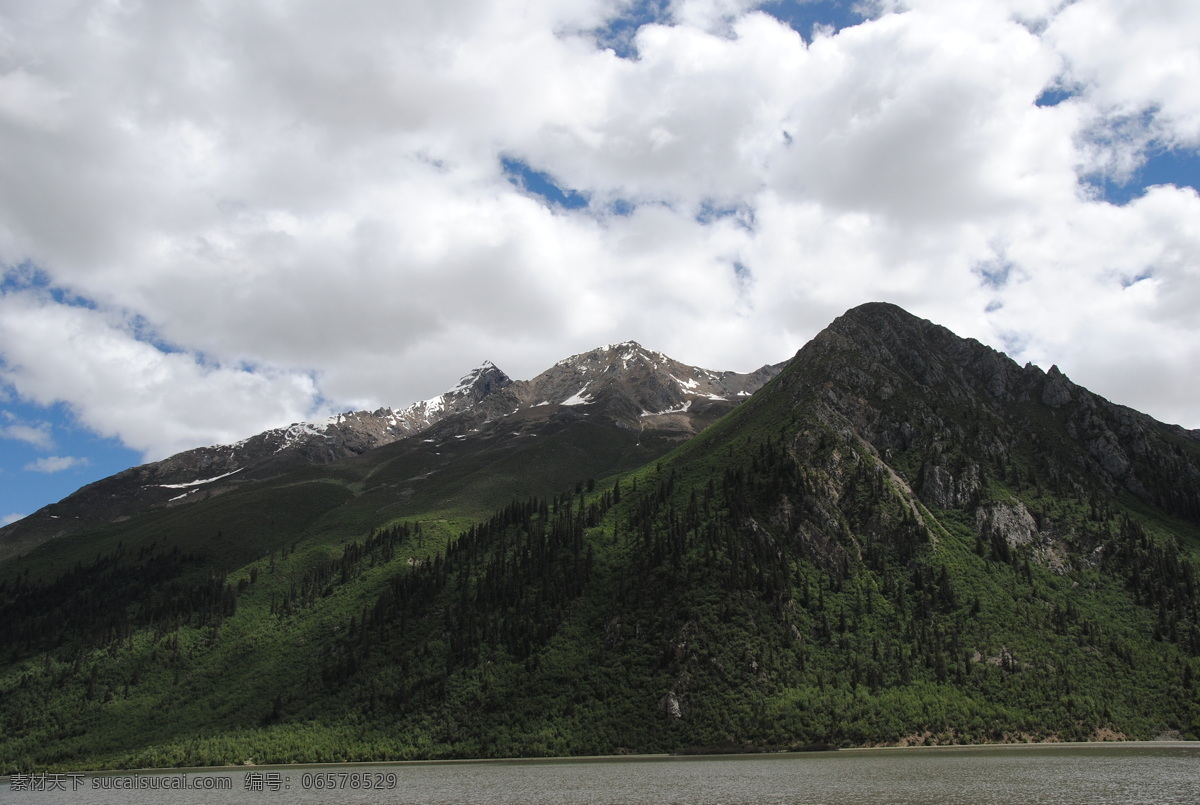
507;340;775;422
0;345;780;565
1;303;1198;772
0;361;509;565
783;302;1200;526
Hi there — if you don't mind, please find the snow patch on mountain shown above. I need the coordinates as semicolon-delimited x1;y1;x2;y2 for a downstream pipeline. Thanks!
278;422;330;451
641;400;692;417
448;362;499;395
158;468;244;489
562;387;594;406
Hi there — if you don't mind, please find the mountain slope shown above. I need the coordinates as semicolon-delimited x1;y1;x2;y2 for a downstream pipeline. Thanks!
0;346;779;565
326;302;1196;754
0;362;511;564
785;302;1200;522
2;303;1198;771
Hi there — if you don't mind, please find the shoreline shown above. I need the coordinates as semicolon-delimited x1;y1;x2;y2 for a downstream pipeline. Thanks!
836;739;1199;752
3;740;1197;780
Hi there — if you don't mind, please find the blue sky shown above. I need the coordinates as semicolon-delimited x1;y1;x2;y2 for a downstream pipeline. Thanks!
594;0;863;57
0;401;140;525
3;0;1200;527
1086;146;1200;205
0;269;140;523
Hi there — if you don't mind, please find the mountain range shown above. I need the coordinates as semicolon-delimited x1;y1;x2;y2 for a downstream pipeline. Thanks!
1;302;1198;772
0;341;780;564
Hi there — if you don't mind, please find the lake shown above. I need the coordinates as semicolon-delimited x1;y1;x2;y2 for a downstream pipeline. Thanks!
2;743;1197;804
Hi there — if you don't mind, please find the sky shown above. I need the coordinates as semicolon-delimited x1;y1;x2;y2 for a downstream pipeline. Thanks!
2;0;1199;526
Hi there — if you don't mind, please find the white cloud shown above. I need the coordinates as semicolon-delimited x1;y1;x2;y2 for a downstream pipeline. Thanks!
1046;0;1200;148
0;415;54;450
24;455;89;473
671;0;765;33
0;290;320;459
987;183;1200;427
0;0;1198;475
1;513;26;526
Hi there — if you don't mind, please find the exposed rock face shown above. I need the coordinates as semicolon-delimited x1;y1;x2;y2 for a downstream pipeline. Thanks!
975;502;1038;549
1086;434;1131;478
659;691;684;720
920;463;981;510
1041;365;1074;407
758;302;1200;576
801;304;1200;513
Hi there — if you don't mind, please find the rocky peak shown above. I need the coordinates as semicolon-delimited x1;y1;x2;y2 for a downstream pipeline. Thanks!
393;361;513;425
527;341;779;419
785;302;1200;527
445;361;513;402
1041;365;1075;407
808;302;1033;406
553;341;664;372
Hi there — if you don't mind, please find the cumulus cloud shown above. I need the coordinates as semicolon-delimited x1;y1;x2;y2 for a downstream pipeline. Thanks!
0;289;319;459
0;0;1197;472
1;513;26;526
24;455;90;474
1;414;54;450
1046;0;1200;146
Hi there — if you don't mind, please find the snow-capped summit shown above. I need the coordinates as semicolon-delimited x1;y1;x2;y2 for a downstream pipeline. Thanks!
528;341;775;418
392;362;513;431
448;361;512;400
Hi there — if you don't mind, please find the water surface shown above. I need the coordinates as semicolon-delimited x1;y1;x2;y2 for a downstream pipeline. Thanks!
3;743;1197;805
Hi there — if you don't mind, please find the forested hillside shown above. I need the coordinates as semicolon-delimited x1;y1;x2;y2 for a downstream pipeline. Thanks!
2;303;1198;772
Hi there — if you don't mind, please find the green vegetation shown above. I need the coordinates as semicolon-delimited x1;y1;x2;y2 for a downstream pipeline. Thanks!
2;305;1199;772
